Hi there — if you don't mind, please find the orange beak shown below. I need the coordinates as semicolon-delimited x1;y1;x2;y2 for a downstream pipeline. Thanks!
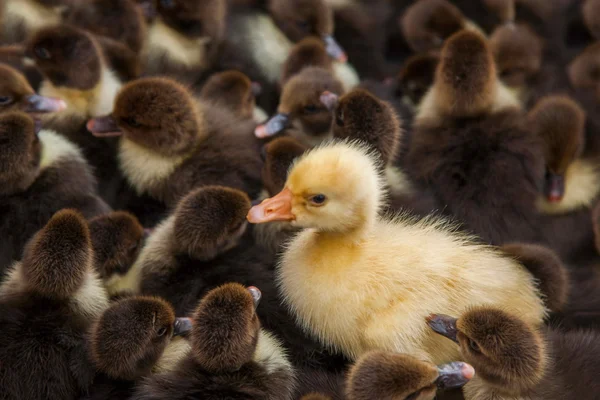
247;188;295;223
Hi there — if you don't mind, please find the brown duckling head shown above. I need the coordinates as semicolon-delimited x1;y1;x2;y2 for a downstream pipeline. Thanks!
156;0;226;45
261;137;308;196
583;0;600;40
0;64;66;115
281;37;333;84
527;96;586;203
89;296;192;380
88;211;145;283
347;351;474;400
190;283;261;373
268;0;346;62
25;25;102;90
401;0;469;53
396;52;440;106
568;42;600;100
256;67;343;146
323;89;401;166
65;0;147;53
200;70;260;120
172;186;251;260
428;307;546;396
0;111;42;197
21;209;94;300
490;23;543;88
88;77;201;157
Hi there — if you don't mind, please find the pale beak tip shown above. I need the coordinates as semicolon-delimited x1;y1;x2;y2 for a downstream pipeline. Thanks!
254;125;268;139
57;99;67;111
338;52;348;63
462;363;475;380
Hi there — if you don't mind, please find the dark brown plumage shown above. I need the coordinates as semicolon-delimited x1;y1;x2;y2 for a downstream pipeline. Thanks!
395;52;439;106
132;283;296;400
583;0;600;40
429;307;600;399
89;77;264;207
0;112;109;275
408;30;546;245
0;209;106;400
281;37;332;85
261;137;307;197
200;70;259;120
568;41;600;101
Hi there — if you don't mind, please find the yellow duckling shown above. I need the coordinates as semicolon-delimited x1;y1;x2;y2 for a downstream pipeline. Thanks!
247;141;546;364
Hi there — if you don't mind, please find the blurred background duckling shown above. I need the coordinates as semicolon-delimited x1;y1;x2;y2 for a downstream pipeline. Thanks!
428;306;600;400
0;0;72;45
132;283;296;400
0;210;109;400
85;296;192;400
248;140;546;364
0;112;109;275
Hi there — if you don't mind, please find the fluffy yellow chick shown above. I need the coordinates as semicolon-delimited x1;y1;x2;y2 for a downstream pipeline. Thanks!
247;141;546;364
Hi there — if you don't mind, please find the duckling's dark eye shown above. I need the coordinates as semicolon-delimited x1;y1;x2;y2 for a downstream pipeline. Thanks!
0;96;13;106
336;109;344;127
303;104;319;114
309;194;327;206
296;20;310;32
468;338;480;353
123;117;141;128
156;327;167;337
160;0;175;8
34;47;51;60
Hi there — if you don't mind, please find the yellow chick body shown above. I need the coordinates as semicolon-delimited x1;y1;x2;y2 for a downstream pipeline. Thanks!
249;141;546;364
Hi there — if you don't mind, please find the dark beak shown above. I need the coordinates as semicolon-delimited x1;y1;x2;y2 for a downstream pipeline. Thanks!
24;94;67;113
436;362;475;390
323;35;347;63
254;113;289;139
87;115;122;138
251;82;262;97
173;317;193;337
426;314;459;343
545;172;565;203
319;91;339;111
247;286;261;309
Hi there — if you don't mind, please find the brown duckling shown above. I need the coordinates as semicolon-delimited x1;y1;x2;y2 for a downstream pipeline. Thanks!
144;0;226;85
88;212;145;297
84;296;192;400
87;77;263;207
428;306;600;400
132;283;296;400
199;70;262;121
568;41;600;101
408;30;545;246
347;351;473;400
1;0;70;45
256;67;344;146
64;0;147;54
0;112;109;275
0;210;108;400
400;0;480;54
281;37;333;85
0;44;44;90
0;63;66;115
395;52;440;108
583;0;600;40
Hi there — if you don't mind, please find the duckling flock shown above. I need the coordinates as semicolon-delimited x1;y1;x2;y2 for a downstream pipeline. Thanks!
2;0;600;399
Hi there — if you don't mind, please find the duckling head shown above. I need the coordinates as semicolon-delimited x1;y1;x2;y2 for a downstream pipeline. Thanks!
325;89;401;166
483;0;515;24
21;210;94;299
428;29;499;118
191;283;261;373
261;137;308;197
583;0;600;40
396;52;440;106
0;112;41;196
25;25;102;90
89;211;145;284
568;42;600;99
156;0;226;42
427;307;546;395
527;96;585;203
255;67;343;145
200;70;260;120
347;351;474;400
65;0;147;53
0;64;66;115
490;23;543;88
281;37;333;84
172;186;251;260
87;77;202;157
248;141;385;234
268;0;346;62
401;0;468;53
89;296;192;380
